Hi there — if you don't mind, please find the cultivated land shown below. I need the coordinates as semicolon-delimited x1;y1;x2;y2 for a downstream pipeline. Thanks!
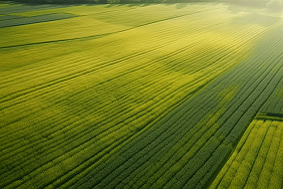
211;119;283;189
0;1;283;188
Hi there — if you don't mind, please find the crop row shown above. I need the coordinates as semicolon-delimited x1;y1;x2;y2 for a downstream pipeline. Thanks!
72;23;283;189
0;4;249;48
260;76;283;115
0;26;255;189
1;3;283;189
210;120;283;189
0;4;263;130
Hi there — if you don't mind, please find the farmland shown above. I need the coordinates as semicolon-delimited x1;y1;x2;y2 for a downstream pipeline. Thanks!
210;119;283;189
0;1;283;188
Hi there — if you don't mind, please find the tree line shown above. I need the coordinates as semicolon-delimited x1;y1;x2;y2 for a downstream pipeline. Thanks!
0;0;274;6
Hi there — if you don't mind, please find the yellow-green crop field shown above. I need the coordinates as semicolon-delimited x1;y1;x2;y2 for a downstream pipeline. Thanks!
0;1;283;188
211;119;283;189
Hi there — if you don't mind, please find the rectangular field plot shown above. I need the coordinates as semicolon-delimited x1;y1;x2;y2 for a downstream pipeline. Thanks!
210;120;283;189
0;13;76;28
0;15;23;21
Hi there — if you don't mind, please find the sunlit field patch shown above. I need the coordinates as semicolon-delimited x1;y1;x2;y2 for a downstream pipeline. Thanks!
211;119;283;189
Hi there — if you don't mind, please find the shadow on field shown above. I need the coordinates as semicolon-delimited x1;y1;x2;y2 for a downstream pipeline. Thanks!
128;3;152;7
175;3;188;9
140;3;152;6
104;3;151;7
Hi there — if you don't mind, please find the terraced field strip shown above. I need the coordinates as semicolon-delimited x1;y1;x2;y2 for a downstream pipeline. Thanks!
1;2;283;189
210;119;283;189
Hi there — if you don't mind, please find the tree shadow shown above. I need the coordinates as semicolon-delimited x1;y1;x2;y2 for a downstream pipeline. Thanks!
175;3;188;9
104;2;152;7
140;3;152;6
127;3;155;7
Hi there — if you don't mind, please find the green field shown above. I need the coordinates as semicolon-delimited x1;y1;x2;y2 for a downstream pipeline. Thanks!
1;1;283;188
211;119;283;189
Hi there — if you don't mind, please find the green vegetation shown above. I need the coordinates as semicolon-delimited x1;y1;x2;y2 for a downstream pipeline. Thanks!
0;13;76;28
260;78;283;115
0;0;278;6
1;1;283;189
210;120;283;189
